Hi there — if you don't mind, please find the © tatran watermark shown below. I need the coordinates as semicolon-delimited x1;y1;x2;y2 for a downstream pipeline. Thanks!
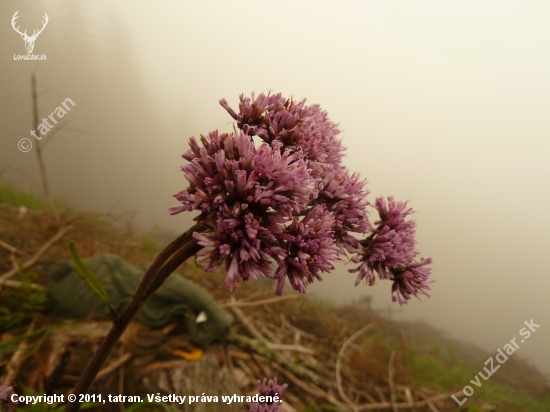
452;319;540;406
18;138;33;153
11;10;48;60
18;98;76;152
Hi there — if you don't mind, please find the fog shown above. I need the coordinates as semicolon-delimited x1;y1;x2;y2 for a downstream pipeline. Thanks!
1;0;549;378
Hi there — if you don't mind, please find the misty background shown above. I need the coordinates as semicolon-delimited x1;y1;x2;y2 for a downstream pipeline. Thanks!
1;0;549;379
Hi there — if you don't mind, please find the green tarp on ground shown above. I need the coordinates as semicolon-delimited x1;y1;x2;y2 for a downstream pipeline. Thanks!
45;254;233;348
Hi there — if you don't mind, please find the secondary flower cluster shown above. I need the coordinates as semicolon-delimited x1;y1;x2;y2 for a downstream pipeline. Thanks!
248;377;287;412
350;197;432;305
171;91;432;303
0;385;16;412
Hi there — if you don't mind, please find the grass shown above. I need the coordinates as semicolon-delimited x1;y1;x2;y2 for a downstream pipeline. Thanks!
0;181;48;210
0;268;49;331
404;339;476;392
403;337;550;411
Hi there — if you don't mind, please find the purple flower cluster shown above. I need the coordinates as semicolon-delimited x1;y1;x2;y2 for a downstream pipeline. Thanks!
314;165;371;253
248;377;287;412
350;197;432;305
220;92;344;167
275;205;340;295
170;130;316;293
171;92;432;303
0;385;16;412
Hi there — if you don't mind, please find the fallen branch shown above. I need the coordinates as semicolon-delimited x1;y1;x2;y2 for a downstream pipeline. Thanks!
221;294;302;308
404;387;413;405
0;225;73;285
2;318;39;386
228;304;265;341
237;289;274;302
336;323;375;410
0;279;45;291
427;402;440;412
271;362;352;412
267;343;314;355
0;239;27;256
254;318;282;343
374;386;387;403
280;314;343;346
95;352;132;381
352;389;378;404
229;305;314;358
251;353;272;378
389;350;398;412
228;330;323;387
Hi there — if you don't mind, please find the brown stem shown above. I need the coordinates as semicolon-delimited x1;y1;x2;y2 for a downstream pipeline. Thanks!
65;223;206;412
31;72;59;221
359;228;378;248
126;222;208;307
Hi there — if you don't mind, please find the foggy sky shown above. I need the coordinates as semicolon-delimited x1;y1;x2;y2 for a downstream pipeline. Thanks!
1;0;549;378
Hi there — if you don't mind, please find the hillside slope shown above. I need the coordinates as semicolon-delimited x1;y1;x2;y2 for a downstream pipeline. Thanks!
1;182;549;412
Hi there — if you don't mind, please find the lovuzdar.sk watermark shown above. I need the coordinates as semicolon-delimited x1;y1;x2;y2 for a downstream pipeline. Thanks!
11;10;48;60
452;319;540;406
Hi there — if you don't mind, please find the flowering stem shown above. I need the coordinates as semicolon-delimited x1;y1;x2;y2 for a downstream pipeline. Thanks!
359;227;378;247
65;222;207;412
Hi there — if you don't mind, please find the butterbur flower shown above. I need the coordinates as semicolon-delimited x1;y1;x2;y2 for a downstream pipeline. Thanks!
315;165;370;253
171;129;316;292
275;205;340;295
172;91;432;302
0;385;17;412
350;196;432;305
391;258;432;305
249;377;287;412
170;130;314;217
220;92;345;167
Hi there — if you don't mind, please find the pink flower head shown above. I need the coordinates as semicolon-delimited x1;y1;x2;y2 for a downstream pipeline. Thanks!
350;196;432;305
170;130;316;292
315;165;370;253
170;130;314;217
248;377;287;412
275;205;340;295
391;258;432;305
220;92;345;167
0;385;17;412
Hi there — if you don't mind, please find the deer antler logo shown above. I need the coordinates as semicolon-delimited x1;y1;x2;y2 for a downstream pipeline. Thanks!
11;11;49;54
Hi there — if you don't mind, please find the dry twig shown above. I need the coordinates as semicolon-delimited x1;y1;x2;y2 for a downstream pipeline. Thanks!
228;303;264;340
0;239;27;256
95;352;132;382
389;350;398;412
2;318;39;386
221;294;302;308
271;362;352;412
0;279;45;290
280;314;343;346
336;323;375;410
0;225;73;285
404;387;413;405
427;402;440;412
